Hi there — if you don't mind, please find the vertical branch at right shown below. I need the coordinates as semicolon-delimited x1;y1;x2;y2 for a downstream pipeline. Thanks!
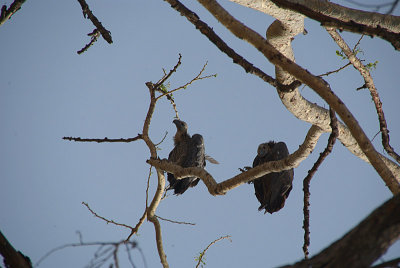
302;108;339;259
325;27;400;164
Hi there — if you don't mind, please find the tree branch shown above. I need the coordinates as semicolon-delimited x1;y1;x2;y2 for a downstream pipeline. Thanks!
63;135;143;143
148;125;324;195
0;230;32;268
76;0;112;46
0;0;26;27
269;0;400;50
195;235;231;268
325;27;400;164
280;193;400;267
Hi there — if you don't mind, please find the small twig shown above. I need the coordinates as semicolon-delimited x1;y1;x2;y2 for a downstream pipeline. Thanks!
126;210;147;241
156;61;216;101
318;62;352;77
0;0;26;27
155;54;182;88
155;215;196;226
63;135;142;143
195;235;231;268
77;29;100;54
82;202;134;231
302;108;338;259
77;0;112;44
155;131;169;147
353;34;365;50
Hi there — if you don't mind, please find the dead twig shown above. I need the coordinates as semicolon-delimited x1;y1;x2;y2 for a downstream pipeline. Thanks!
302;108;338;259
195;235;231;268
0;0;26;27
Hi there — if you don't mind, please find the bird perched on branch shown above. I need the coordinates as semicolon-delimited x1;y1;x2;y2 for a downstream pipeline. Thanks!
250;141;294;214
167;120;206;195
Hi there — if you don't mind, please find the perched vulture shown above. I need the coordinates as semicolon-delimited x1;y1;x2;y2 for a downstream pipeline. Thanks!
167;120;206;195
250;141;294;214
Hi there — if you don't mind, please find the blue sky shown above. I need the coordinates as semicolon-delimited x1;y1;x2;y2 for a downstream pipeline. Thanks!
1;0;399;267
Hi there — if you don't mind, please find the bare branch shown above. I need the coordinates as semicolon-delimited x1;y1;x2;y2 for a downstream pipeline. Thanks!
148;125;324;195
280;193;400;267
63;135;143;143
302;108;338;259
156;61;216;101
155;54;182;88
372;257;400;268
77;29;100;55
0;230;32;268
318;62;352;77
0;0;26;27
35;237;137;268
269;0;400;50
326;27;400;164
82;202;135;231
156;215;196;226
195;235;232;268
76;0;112;44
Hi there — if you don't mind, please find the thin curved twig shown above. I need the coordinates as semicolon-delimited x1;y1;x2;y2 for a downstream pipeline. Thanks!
195;235;232;268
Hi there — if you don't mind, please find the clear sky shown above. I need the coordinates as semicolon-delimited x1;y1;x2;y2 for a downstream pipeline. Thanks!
1;0;399;267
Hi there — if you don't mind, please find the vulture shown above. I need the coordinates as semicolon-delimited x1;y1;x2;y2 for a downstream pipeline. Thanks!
250;141;294;214
167;120;206;195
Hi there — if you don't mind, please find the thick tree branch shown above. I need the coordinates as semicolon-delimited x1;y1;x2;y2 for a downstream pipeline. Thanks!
269;0;400;50
0;0;26;27
195;0;399;193
77;0;112;45
325;27;400;164
280;194;400;267
0;230;32;268
148;125;324;195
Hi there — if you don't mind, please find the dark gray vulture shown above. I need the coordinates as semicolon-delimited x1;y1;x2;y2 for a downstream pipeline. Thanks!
251;141;294;214
167;120;206;195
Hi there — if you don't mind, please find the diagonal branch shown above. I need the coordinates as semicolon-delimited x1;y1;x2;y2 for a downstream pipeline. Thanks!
0;230;32;268
325;27;400;165
195;235;232;268
77;0;112;44
0;0;26;27
148;125;324;195
280;193;400;267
